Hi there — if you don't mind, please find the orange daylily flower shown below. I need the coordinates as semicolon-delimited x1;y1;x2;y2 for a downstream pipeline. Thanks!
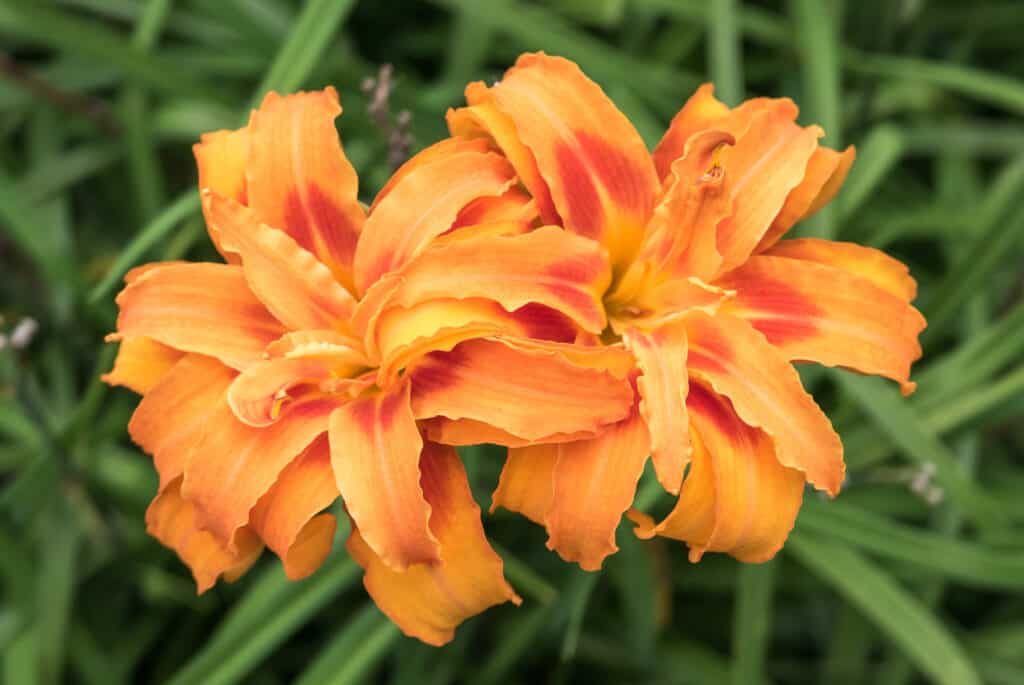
104;87;637;645
447;53;925;570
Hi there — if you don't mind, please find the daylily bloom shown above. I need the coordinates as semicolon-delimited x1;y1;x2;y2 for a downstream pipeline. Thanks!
103;87;637;645
446;53;926;570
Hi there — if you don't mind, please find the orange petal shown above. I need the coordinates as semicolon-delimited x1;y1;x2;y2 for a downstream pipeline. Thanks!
114;262;285;370
755;145;856;251
385;226;612;334
128;354;237;489
451;186;538;230
634;384;804;562
425;416;597;449
713;104;822;276
203;191;356;331
370;137;491;212
623;321;690;495
487;53;659;269
348;442;520;646
545;388;651;571
329;380;439;571
181;394;339;545
652;84;731;181
246;88;365;292
683;311;844;495
762;238;917;302
409;337;634;442
146;477;263;593
102;337;184;395
250;435;339;580
717;255;925;395
354;144;516;294
193;127;248;264
491;444;558;525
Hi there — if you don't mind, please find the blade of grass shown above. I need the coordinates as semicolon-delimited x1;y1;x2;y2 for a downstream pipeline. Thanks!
731;561;776;685
837;124;904;221
294;604;400;685
708;0;744;106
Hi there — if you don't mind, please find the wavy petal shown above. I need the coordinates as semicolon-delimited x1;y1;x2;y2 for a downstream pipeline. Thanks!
102;337;184;395
348;442;520;646
329;380;439;570
683;311;844;495
193;127;248;264
491;444;558;524
114;262;285;370
426;416;597;449
718;255;925;395
652;84;731;181
246;88;365;292
451;186;538;229
250;435;339;579
370;137;490;211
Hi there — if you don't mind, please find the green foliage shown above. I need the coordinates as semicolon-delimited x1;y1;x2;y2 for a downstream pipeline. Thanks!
1;0;1022;682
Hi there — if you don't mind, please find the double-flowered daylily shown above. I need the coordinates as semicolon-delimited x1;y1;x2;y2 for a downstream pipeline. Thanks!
445;53;926;571
103;86;639;645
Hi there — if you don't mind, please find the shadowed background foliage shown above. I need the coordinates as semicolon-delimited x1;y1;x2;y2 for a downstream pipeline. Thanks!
2;0;1023;683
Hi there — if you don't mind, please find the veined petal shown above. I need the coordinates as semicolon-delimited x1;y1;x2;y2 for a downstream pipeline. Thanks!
652;84;731;181
102;337;184;395
491;444;558;524
348;442;520;646
623;321;690;495
683;311;844;495
755;145;856;251
633;384;804;563
385;226;612;334
246;88;365;292
409;337;634;441
128;354;236;489
181;394;338;546
370;137;491;212
329;380;439;571
544;389;650;571
762;238;917;301
146;477;263;593
354;145;516;294
718;255;925;395
193;127;248;264
114;262;285;370
203;191;356;331
250;435;339;580
487;53;659;269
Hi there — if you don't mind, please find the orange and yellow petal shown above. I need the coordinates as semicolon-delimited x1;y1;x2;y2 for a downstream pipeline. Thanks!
652;84;731;181
684;311;845;495
250;435;339;580
246;88;365;292
113;262;285;370
328;380;440;571
491;444;558;525
348;442;520;646
193;127;248;264
102;337;184;395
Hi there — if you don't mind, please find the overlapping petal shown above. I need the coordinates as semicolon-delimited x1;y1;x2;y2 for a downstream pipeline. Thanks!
102;337;184;395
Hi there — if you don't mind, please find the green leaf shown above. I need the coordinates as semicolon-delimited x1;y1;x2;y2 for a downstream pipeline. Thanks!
730;561;776;685
708;0;744;106
294;604;400;685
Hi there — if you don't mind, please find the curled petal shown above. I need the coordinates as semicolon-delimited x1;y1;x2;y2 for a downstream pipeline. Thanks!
114;262;285;370
329;380;440;571
250;435;339;580
348;442;520;646
193;127;248;264
718;255;925;395
102;337;184;395
653;84;731;181
246;88;365;292
451;187;538;229
227;355;356;427
684;311;844;495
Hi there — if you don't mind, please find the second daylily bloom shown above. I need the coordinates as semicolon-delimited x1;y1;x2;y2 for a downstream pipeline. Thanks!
104;87;636;645
446;53;926;570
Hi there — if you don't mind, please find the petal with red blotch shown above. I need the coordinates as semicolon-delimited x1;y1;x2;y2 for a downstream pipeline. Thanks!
246;88;365;292
354;146;516;294
623;321;690;495
451;187;538;230
348;442;520;646
762;238;917;302
712;105;821;276
114;262;285;370
653;84;731;181
492;444;557;525
545;391;651;571
683;311;844;495
410;337;634;442
717;255;925;395
102;337;184;395
181;394;338;546
250;435;339;579
329;380;439;571
203;191;356;331
386;226;611;334
128;354;236;489
194;127;248;264
487;53;659;269
146;478;263;593
633;384;804;562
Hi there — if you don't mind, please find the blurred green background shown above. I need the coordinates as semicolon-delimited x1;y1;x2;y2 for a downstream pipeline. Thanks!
2;0;1024;683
